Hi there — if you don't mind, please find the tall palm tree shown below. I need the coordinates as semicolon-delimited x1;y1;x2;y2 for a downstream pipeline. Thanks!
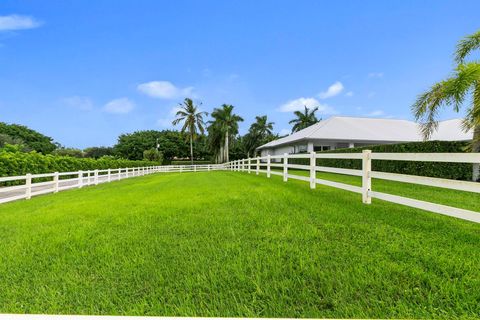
289;106;320;133
172;98;208;165
412;29;480;181
209;104;243;163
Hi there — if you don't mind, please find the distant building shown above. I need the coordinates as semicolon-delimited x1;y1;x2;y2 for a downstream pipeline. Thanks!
257;116;472;157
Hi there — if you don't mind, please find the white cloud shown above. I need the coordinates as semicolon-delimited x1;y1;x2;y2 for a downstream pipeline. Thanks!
368;72;384;78
137;81;194;99
318;81;344;99
277;97;336;115
279;129;291;136
0;15;42;31
62;96;93;111
345;91;354;97
103;98;135;114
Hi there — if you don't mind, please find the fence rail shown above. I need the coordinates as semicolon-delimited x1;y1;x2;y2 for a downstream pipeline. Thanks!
225;151;480;223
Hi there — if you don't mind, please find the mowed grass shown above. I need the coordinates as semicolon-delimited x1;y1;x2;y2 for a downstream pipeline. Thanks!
0;171;479;318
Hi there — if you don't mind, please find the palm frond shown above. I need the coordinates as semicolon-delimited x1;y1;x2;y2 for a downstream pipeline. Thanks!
412;63;480;139
455;29;480;63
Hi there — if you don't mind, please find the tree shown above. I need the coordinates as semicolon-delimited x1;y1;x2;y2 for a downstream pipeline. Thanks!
243;115;274;157
0;134;30;152
0;122;56;154
208;104;244;163
288;106;320;133
83;147;114;159
172;98;208;165
114;130;161;160
52;148;84;158
412;29;480;181
143;148;164;163
114;130;192;161
250;115;274;137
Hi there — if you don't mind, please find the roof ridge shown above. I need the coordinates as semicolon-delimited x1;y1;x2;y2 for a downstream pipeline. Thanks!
304;117;333;139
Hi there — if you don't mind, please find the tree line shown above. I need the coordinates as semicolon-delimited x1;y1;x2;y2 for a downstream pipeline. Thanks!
0;103;321;164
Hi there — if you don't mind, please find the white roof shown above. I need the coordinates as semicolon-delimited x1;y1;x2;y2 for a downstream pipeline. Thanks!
258;116;472;149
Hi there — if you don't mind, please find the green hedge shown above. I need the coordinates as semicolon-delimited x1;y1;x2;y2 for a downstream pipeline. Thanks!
0;151;159;179
290;140;474;181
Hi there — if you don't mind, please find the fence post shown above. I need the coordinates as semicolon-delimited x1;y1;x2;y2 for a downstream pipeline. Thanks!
248;158;251;174
283;153;288;182
362;150;372;204
194;165;197;172
267;155;271;178
94;169;99;185
54;172;59;193
256;158;259;175
107;168;111;182
78;170;83;188
25;173;32;199
310;151;316;189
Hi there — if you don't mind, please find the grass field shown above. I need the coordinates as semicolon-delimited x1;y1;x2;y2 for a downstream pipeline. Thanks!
0;171;479;318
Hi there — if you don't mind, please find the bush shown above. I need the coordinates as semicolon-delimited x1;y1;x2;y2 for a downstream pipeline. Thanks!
143;149;164;163
290;140;473;181
0;150;159;180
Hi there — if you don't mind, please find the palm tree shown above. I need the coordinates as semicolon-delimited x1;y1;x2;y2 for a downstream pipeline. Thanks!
289;106;320;133
208;104;243;163
412;29;480;181
172;98;208;165
250;115;274;137
244;115;274;157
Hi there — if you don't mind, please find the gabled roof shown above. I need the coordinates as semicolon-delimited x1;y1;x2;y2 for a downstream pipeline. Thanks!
258;116;472;150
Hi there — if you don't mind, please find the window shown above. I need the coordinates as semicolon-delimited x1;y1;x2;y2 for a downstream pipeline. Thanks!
336;143;350;149
314;146;331;152
297;145;307;153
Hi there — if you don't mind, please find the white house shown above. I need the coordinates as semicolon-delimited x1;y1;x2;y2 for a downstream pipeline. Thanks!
257;116;472;156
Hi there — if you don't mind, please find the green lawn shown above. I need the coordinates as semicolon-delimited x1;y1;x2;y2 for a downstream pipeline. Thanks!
0;171;479;318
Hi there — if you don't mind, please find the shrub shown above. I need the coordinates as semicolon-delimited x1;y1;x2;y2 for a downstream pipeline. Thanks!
0;150;158;180
143;149;164;163
290;140;473;181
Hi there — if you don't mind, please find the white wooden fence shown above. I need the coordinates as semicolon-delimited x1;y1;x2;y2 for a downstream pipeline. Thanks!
1;152;479;223
225;151;480;223
0;164;225;204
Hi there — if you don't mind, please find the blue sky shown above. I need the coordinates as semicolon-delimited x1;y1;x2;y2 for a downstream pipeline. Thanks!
0;0;479;148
